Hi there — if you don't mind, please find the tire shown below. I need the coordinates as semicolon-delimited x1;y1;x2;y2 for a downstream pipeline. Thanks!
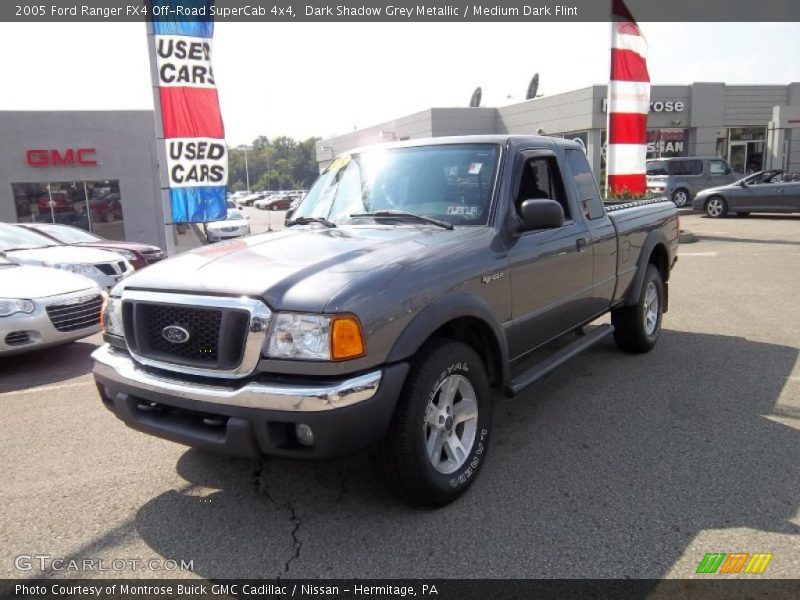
705;196;728;218
271;205;279;211
672;188;690;208
375;339;492;506
611;264;664;354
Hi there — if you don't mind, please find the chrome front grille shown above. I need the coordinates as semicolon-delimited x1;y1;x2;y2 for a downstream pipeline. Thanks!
120;291;271;379
46;294;103;332
94;261;129;276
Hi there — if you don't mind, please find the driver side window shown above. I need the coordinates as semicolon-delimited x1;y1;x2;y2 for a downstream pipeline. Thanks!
516;156;570;219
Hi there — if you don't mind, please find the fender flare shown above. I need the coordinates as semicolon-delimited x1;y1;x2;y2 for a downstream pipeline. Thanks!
386;293;510;385
624;229;669;306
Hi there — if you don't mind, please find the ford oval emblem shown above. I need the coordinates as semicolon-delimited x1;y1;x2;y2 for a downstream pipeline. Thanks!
162;325;190;344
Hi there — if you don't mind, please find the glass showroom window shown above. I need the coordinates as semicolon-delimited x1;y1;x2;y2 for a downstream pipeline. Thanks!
11;180;124;239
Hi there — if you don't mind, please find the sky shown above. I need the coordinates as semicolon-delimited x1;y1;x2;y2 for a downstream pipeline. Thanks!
0;21;798;145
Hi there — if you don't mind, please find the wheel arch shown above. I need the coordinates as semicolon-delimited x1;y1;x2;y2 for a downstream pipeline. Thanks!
624;230;671;307
386;294;510;387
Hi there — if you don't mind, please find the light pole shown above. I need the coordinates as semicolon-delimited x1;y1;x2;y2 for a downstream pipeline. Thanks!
237;144;250;192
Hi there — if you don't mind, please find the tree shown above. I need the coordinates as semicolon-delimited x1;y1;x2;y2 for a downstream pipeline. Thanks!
227;136;321;192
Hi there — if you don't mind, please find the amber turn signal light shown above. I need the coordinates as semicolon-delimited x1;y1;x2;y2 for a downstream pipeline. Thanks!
331;315;366;360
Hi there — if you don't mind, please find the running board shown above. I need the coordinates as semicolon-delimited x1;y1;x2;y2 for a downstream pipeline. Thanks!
503;324;615;397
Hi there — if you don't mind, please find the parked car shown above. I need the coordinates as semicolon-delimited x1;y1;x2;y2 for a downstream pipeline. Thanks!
238;193;266;207
692;169;800;218
92;135;678;506
0;223;133;290
205;209;251;243
0;253;103;356
646;157;740;207
255;194;293;210
17;223;164;269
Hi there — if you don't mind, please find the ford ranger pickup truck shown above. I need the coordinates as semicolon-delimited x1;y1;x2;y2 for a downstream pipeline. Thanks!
92;135;679;506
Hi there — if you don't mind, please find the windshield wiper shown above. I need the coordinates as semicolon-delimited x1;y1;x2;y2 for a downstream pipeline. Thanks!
350;211;454;230
285;216;337;228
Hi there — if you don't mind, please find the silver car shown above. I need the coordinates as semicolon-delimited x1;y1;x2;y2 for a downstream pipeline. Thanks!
693;169;800;218
0;254;103;356
646;157;740;208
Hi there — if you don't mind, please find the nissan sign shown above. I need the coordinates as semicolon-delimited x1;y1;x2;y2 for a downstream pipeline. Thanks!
601;98;686;113
26;148;97;167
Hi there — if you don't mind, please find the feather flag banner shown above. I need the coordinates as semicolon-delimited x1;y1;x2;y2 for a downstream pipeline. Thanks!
148;1;227;223
606;0;650;195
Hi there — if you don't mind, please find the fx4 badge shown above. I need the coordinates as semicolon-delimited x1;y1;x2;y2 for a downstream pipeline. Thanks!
481;272;505;284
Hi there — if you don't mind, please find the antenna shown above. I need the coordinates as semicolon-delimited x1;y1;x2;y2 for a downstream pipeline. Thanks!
469;87;482;107
526;73;542;100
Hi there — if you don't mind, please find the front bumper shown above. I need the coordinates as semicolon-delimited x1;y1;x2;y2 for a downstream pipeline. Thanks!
207;228;249;241
92;345;408;460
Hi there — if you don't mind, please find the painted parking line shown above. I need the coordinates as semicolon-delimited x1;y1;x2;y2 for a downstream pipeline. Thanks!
0;380;94;398
678;252;720;257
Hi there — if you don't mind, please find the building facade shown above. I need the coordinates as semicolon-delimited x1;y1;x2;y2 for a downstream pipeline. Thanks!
316;83;800;178
0;111;169;250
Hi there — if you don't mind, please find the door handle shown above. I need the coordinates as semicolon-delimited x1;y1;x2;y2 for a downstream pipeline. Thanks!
576;238;589;253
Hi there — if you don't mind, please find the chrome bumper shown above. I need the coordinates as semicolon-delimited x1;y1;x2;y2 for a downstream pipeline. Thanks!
91;344;382;412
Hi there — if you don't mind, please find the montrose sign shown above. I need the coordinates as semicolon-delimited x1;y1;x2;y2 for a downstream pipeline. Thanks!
601;98;686;113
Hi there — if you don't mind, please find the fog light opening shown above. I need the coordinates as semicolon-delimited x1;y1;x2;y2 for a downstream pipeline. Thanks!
137;401;159;412
295;423;315;447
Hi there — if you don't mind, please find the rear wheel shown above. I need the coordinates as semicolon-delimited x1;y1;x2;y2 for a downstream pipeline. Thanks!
376;340;492;506
705;196;728;218
612;264;664;354
672;188;690;208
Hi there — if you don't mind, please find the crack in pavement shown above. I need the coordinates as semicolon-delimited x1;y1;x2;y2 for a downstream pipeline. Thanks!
251;461;303;579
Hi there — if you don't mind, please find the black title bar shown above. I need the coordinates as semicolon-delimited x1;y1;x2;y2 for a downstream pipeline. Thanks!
4;0;800;22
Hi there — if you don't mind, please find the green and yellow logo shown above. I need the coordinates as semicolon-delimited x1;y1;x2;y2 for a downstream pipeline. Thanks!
696;552;773;574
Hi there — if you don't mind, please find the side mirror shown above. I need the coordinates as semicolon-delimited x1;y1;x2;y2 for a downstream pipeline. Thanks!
518;198;565;231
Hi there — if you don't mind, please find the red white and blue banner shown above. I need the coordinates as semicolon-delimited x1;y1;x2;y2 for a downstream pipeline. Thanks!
606;0;650;195
150;1;227;223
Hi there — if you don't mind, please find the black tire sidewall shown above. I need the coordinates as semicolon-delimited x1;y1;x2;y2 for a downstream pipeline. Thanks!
406;342;492;501
636;265;664;346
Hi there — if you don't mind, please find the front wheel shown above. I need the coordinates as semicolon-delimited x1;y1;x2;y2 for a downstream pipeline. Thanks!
611;264;664;354
705;196;728;218
375;340;492;506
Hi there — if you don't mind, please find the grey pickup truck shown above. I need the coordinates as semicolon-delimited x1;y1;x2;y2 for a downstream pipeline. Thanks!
93;135;678;506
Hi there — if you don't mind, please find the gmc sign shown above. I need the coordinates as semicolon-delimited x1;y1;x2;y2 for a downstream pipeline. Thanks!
26;148;97;167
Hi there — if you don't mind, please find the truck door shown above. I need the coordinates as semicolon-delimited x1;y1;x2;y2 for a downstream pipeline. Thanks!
506;149;596;359
563;148;617;314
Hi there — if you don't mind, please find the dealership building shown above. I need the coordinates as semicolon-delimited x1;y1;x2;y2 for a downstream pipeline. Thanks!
316;82;800;178
0;110;171;250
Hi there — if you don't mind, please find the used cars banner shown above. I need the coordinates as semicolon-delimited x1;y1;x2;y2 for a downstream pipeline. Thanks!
149;0;227;223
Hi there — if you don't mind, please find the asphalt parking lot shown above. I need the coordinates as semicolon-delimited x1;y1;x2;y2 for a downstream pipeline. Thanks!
1;211;798;580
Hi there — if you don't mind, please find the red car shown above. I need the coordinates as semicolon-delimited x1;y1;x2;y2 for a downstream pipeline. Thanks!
16;223;164;270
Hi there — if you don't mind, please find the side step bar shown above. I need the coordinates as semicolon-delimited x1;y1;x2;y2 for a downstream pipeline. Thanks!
503;324;615;398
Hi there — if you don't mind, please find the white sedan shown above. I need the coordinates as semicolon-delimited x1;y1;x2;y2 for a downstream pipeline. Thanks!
0;254;104;356
205;209;251;243
0;223;133;290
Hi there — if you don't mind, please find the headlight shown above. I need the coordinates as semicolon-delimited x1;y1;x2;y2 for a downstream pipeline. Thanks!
0;298;35;317
266;313;365;361
50;263;97;275
101;296;124;337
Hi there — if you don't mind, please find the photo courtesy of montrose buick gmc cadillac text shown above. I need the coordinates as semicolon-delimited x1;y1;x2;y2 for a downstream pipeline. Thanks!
92;136;679;506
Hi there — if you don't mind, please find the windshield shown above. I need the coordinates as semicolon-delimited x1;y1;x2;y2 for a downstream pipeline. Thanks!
293;144;501;226
227;210;245;220
0;223;60;251
30;224;102;244
740;170;783;185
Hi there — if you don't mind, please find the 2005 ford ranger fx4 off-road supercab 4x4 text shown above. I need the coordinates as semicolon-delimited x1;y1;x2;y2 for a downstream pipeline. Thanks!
93;135;678;506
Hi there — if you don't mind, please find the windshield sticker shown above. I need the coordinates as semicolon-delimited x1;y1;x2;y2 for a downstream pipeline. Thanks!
327;154;351;171
468;162;483;175
446;206;479;216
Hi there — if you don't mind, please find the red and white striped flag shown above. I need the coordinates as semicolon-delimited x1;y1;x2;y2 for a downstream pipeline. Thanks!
606;0;650;195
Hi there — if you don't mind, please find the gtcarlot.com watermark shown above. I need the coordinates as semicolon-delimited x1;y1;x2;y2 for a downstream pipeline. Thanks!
15;554;193;573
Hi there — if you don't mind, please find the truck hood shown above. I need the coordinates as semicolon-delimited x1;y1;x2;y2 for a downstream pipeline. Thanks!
115;225;479;312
